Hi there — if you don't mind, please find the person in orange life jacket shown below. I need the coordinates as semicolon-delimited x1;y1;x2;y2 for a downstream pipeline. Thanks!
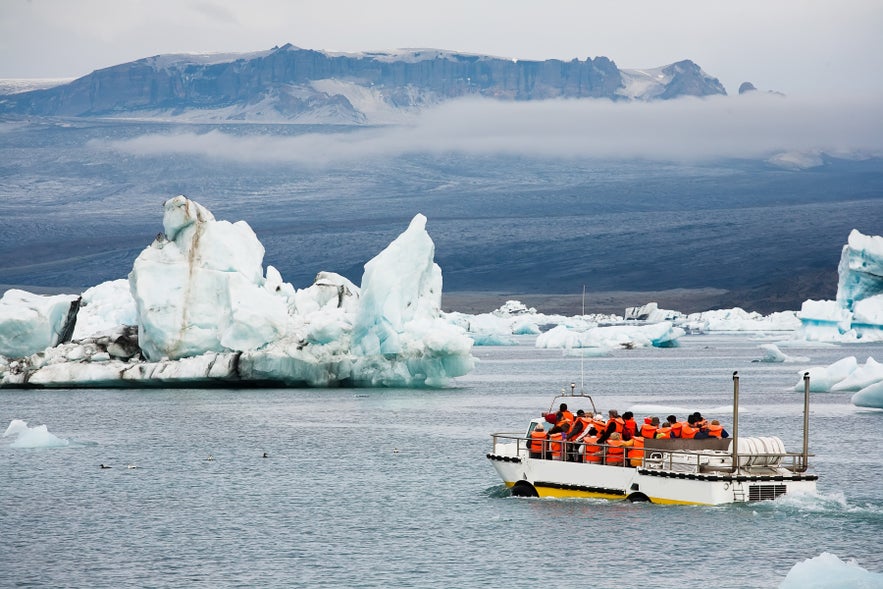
667;414;683;438
597;409;624;445
567;410;591;439
640;416;660;439
529;424;548;459
604;432;626;465
566;410;592;461
555;403;575;428
697;419;729;439
582;428;603;463
692;412;708;432
621;411;638;440
547;423;567;460
592;414;606;435
623;435;645;467
655;422;672;439
680;414;702;439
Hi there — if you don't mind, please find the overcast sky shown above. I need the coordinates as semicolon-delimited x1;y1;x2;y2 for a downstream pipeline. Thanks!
1;0;882;97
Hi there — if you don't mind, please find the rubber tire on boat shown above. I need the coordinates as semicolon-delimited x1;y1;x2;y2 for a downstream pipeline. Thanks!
627;492;650;503
510;481;539;498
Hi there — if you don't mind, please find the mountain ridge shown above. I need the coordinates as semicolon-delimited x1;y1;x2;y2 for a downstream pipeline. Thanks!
0;44;727;124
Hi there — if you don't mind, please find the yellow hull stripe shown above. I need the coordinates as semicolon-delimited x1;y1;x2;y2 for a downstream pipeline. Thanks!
503;481;712;506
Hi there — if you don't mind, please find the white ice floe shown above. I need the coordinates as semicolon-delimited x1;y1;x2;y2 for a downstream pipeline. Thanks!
789;355;883;409
686;307;801;332
2;419;70;448
535;321;684;352
779;552;883;588
445;299;618;346
755;343;810;364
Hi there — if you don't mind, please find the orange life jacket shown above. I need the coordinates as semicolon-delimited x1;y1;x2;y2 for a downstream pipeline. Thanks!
655;426;671;439
529;429;547;453
556;410;575;428
627;437;645;467
583;436;602;463
623;418;638;438
706;424;724;438
639;423;658;438
610;417;625;435
593;418;607;432
549;432;565;459
680;423;698;439
605;439;625;465
568;417;592;439
670;422;683;438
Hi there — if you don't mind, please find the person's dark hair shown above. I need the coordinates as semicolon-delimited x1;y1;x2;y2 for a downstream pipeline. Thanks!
560;403;568;411
623;411;634;420
687;414;697;424
667;415;677;424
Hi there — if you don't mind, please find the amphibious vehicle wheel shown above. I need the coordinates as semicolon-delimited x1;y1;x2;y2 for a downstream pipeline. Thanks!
510;481;539;498
627;492;650;503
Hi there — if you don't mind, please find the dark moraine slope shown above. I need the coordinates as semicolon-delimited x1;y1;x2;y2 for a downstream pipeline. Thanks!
0;120;880;314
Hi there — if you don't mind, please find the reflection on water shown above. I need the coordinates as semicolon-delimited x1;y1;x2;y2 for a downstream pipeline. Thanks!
1;334;882;588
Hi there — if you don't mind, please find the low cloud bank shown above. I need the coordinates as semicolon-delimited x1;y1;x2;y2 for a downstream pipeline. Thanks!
90;93;883;167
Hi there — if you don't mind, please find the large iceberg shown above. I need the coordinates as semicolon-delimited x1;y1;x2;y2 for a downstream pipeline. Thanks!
129;196;291;361
798;230;883;342
0;196;475;388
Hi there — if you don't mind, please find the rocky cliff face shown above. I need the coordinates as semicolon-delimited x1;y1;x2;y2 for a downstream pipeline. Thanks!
1;44;727;124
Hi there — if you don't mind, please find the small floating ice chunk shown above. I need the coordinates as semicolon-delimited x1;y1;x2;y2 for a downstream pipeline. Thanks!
3;419;70;448
779;551;883;588
755;343;809;363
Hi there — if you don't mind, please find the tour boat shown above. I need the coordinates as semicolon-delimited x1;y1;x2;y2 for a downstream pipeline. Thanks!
486;372;818;505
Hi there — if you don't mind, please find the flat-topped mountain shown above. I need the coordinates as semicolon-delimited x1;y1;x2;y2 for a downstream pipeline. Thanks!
1;44;726;124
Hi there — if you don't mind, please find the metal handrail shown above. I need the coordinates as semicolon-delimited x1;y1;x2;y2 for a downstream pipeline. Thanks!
491;432;812;473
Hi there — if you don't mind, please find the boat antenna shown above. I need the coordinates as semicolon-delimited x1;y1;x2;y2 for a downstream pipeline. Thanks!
579;284;586;392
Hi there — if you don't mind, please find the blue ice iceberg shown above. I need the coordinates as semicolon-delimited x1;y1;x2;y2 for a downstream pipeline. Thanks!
799;230;883;342
0;196;474;388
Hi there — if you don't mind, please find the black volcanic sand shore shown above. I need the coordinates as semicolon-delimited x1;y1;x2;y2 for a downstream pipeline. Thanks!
0;284;739;316
2;284;826;317
441;288;734;316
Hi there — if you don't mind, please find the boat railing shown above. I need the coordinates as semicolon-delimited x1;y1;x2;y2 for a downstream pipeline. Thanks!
490;432;531;457
491;433;812;473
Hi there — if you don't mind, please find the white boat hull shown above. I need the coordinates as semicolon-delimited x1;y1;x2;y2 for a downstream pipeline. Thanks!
487;450;818;505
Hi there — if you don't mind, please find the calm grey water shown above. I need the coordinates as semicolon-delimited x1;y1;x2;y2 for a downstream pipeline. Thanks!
2;334;882;588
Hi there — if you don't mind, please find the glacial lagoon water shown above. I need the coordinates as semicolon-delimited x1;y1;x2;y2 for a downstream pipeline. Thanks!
2;334;883;588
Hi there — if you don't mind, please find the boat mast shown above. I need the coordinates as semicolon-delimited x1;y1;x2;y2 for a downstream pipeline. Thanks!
801;372;810;472
731;371;740;473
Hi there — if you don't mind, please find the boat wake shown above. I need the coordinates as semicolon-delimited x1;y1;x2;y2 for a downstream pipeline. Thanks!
483;484;512;499
760;490;883;517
